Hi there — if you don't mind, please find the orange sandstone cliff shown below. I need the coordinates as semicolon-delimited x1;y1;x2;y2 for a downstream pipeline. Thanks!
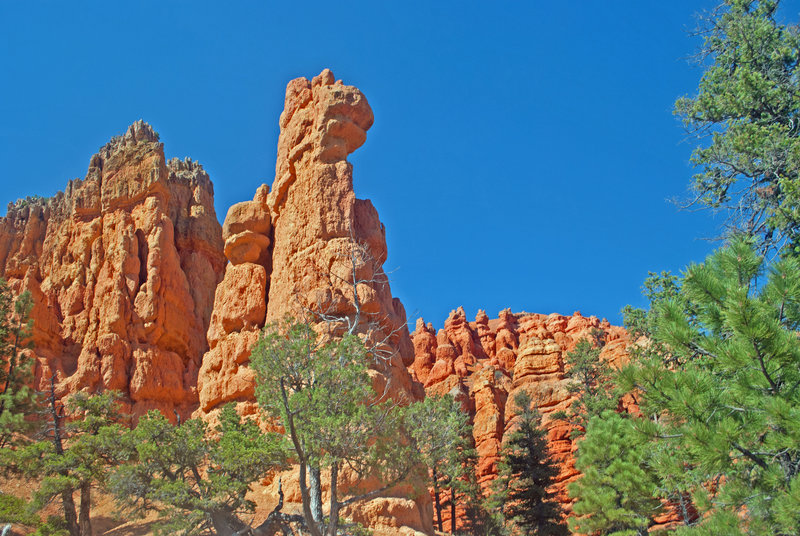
197;69;430;535
410;307;630;528
198;69;421;419
0;71;632;534
0;121;225;419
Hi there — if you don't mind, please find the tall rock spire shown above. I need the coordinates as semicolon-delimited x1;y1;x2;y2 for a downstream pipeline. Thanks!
197;69;429;535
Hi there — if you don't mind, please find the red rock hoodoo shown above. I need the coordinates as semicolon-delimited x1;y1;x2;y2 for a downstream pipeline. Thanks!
0;121;225;419
195;69;430;535
0;71;634;534
410;307;630;528
197;69;420;415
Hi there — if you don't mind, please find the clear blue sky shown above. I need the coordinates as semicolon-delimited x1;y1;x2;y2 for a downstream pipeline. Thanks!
1;1;748;327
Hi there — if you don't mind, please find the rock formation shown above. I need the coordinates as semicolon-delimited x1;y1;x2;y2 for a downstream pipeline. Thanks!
410;307;630;528
0;71;638;535
0;71;430;535
0;120;226;419
197;185;270;415
195;69;429;535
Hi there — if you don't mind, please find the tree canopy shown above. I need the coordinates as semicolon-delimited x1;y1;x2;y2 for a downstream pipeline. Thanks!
250;317;470;536
676;0;800;253
493;392;567;536
110;404;289;536
0;279;34;448
620;239;800;535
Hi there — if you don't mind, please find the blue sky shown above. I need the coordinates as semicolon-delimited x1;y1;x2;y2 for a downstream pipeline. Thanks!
0;1;746;327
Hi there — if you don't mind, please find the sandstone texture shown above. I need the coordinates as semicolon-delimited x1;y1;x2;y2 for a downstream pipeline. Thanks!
195;69;430;535
1;72;639;535
0;121;226;419
410;307;630;528
266;69;419;404
197;185;270;414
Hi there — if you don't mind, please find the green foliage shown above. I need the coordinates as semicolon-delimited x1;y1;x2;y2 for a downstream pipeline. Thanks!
675;0;800;253
621;239;800;534
252;320;404;480
621;271;681;340
0;280;35;448
406;395;488;536
557;329;617;436
32;515;70;536
0;493;39;526
110;404;287;536
9;391;126;534
621;271;686;373
251;317;469;536
491;392;567;536
569;411;663;536
405;393;472;485
1;391;127;535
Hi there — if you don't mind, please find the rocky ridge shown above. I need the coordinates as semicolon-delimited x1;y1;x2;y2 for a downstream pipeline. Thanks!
0;71;634;534
410;307;630;527
0;120;225;419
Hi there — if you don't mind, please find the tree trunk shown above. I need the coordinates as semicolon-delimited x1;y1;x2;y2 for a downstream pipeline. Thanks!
432;468;443;532
61;490;80;536
210;510;248;536
450;487;455;534
78;483;92;536
279;379;323;536
326;463;340;536
310;465;323;525
298;460;324;536
48;376;79;536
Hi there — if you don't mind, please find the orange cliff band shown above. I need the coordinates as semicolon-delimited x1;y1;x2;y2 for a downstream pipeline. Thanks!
0;70;640;535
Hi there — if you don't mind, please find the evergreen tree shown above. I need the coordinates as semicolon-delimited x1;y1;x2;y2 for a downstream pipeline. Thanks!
404;393;472;534
568;411;663;536
459;456;504;536
492;392;566;536
110;404;289;536
555;329;617;436
621;271;682;342
620;272;700;527
675;0;800;253
0;280;34;448
8;390;126;536
621;239;800;535
250;317;469;536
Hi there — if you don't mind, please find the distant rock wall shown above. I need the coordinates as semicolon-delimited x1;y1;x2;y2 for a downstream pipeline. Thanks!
410;307;630;527
0;121;226;419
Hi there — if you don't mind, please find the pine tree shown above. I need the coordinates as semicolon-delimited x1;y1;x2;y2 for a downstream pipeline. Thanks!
556;329;617;437
0;280;34;448
492;392;566;536
404;393;473;534
110;404;290;536
568;411;662;536
675;0;800;253
621;239;800;534
8;390;127;536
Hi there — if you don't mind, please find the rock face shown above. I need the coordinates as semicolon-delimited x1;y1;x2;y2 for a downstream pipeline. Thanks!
410;307;630;528
267;69;420;403
0;121;226;419
197;185;270;414
195;69;429;535
0;72;636;535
